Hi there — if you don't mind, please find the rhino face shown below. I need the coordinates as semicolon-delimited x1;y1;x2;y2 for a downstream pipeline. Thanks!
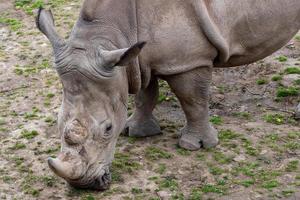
37;8;145;190
50;67;127;190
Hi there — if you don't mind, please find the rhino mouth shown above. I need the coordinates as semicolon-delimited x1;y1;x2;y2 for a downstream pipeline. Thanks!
69;170;111;191
48;153;112;191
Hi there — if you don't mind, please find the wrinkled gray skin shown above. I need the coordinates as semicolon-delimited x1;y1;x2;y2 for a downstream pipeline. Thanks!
36;0;300;190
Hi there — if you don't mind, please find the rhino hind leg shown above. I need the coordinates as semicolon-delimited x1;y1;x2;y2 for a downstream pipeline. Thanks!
164;67;219;150
123;77;161;137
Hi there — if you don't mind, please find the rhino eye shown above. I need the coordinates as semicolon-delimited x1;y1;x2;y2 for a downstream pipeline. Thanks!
104;123;113;137
93;120;113;140
106;124;112;132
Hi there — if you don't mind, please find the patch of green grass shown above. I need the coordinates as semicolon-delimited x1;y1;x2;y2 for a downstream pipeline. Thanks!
295;35;300;41
261;180;280;190
287;132;300;139
112;152;141;175
46;93;55;98
240;179;255;187
285;160;299;172
241;138;260;156
232;162;259;177
21;174;43;197
21;129;38;139
145;146;173;160
12;156;24;166
41;176;57;187
217;85;231;94
245;146;260;156
284;142;300;151
171;193;184;200
154;163;166;174
284;67;300;74
256;78;268;85
14;62;52;77
10;142;26;150
158;176;178;191
158;81;174;103
263;114;285;125
201;184;227;195
276;55;288;62
131;187;143;194
210;115;223;125
219;129;241;141
0;127;9;133
24;107;40;120
209;166;225;175
265;133;280;141
0;16;22;31
233;163;282;191
149;198;160;200
0;118;6;126
1;175;13;183
176;147;191;156
212;152;233;164
14;68;24;75
44;116;56;126
158;92;172;103
271;75;283;82
83;195;95;200
232;112;251;120
281;190;295;197
15;0;44;15
127;136;137;144
189;188;202;200
196;153;206;161
294;79;300;85
276;87;299;97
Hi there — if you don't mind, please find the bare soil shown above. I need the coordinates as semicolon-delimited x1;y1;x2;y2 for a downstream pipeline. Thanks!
0;1;299;200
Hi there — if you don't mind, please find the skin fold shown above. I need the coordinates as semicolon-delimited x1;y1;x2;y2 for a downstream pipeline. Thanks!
36;0;300;190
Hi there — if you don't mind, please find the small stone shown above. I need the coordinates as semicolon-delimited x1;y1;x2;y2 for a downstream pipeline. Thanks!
281;74;300;87
157;191;172;200
234;155;246;162
239;105;248;112
260;150;268;155
281;174;294;183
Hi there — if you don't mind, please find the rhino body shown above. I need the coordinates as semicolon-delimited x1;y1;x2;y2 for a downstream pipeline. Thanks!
37;0;300;190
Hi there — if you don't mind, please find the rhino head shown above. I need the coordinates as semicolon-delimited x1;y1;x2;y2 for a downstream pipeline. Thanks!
36;8;145;190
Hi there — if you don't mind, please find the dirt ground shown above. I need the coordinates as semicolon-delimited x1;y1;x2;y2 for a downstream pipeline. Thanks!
0;1;299;200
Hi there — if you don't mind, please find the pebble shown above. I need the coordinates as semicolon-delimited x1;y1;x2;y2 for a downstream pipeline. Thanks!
157;191;172;200
281;74;300;87
260;150;268;155
234;155;246;162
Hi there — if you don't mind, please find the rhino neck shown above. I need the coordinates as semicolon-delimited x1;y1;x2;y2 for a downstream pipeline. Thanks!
71;0;142;94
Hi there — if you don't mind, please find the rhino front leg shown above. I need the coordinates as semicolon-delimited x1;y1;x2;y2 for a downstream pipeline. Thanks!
164;67;218;150
124;77;161;137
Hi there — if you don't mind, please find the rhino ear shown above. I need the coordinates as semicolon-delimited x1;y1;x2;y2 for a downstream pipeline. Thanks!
36;7;65;50
102;42;146;68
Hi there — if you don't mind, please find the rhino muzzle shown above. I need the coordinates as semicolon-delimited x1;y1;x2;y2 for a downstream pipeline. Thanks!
68;170;111;191
48;151;112;190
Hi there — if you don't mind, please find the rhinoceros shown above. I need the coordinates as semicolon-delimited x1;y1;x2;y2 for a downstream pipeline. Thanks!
36;0;300;190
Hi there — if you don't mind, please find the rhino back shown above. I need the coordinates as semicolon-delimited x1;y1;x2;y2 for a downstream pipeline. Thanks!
137;0;218;76
209;0;300;67
137;0;300;73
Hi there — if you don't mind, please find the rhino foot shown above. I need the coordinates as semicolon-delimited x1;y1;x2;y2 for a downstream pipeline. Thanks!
122;115;161;137
179;124;219;150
